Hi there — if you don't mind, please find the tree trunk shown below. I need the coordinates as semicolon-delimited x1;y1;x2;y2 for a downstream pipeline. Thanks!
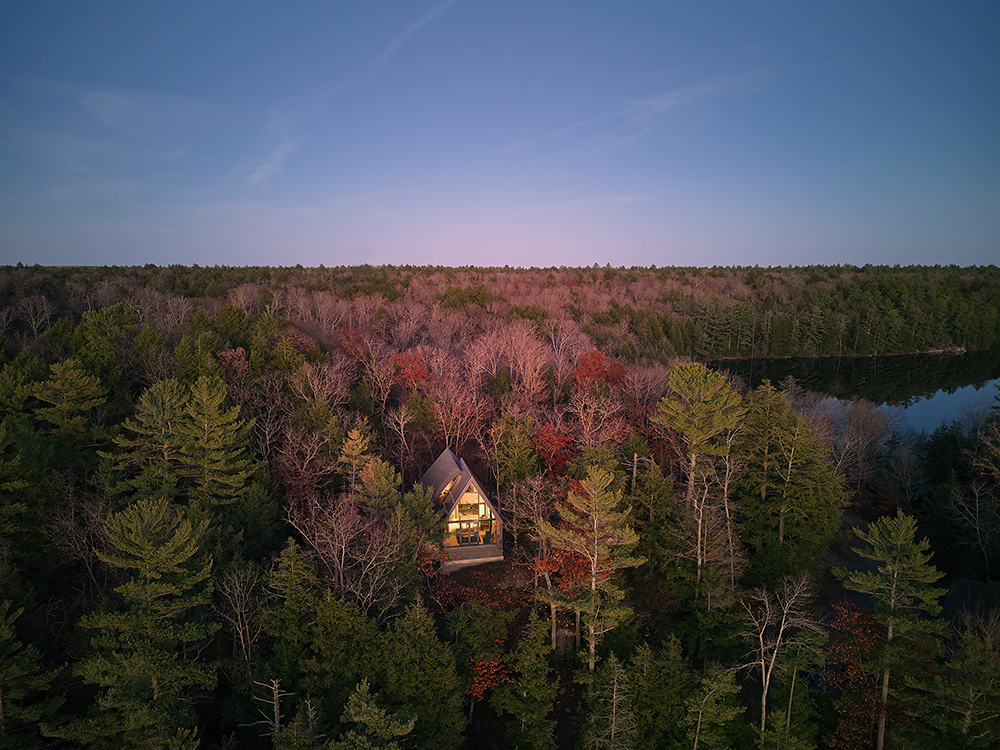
877;619;893;750
589;622;596;673
759;685;768;740
877;666;889;750
786;661;797;732
720;449;739;589
694;488;705;584
687;452;697;506
550;601;557;651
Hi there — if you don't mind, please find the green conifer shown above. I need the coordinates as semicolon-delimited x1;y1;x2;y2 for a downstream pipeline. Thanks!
57;497;217;747
491;611;557;750
835;511;946;750
539;467;643;672
653;363;745;506
376;602;464;749
0;600;61;749
329;679;415;750
178;375;254;509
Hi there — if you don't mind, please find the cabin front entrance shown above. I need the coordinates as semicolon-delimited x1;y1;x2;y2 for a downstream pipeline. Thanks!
444;492;497;547
454;520;482;546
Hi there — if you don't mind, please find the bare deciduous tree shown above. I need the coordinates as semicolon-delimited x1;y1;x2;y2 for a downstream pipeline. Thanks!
289;493;367;595
214;560;265;675
129;288;194;337
948;480;1000;582
385;400;415;479
387;300;424;350
740;574;821;742
426;353;486;454
566;389;628;448
424;304;465;352
285;286;314;322
340;508;411;620
164;293;193;332
886;427;926;511
289;493;416;621
466;326;506;384
674;473;746;611
263;288;286;318
288;358;353;411
313;291;348;333
18;294;52;340
362;345;396;416
227;283;261;319
0;307;16;341
813;397;900;497
618;363;668;428
505;320;552;413
350;293;385;331
50;490;109;603
247;372;293;462
274;425;337;501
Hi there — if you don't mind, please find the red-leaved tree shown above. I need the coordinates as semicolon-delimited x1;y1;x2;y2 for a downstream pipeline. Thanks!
531;423;575;476
391;350;433;394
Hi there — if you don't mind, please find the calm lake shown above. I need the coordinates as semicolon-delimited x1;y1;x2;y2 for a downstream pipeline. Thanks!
707;347;1000;434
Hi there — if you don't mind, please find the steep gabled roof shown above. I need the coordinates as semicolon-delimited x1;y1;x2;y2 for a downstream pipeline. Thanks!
419;447;464;504
419;447;494;515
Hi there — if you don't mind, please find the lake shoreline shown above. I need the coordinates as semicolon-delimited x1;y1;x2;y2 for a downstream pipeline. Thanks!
703;346;1000;430
702;344;972;364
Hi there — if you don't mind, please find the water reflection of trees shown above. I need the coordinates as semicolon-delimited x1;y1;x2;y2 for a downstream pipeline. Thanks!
709;347;1000;407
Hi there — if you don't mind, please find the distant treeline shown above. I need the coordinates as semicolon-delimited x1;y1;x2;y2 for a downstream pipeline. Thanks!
3;263;999;360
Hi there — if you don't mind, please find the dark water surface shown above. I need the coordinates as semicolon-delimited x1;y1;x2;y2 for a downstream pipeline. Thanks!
707;347;1000;433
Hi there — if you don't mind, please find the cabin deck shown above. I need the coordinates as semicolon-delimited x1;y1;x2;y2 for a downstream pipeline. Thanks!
441;543;503;573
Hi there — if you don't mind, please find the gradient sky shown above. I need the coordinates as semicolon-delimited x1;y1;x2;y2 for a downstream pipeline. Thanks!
2;1;998;268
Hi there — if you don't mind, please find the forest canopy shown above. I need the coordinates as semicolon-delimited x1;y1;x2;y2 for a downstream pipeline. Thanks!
1;262;998;749
3;262;999;361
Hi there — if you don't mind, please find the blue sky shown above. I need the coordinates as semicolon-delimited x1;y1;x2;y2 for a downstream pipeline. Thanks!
1;1;998;268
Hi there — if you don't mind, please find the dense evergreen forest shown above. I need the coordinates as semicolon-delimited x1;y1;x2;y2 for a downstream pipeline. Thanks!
1;262;999;749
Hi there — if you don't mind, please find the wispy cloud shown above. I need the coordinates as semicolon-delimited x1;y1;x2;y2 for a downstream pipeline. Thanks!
77;91;138;132
247;1;459;185
371;0;459;74
247;141;297;185
2;78;227;182
511;75;757;155
70;85;224;138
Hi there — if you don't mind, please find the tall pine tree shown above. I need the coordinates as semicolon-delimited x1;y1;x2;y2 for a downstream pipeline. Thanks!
539;467;643;672
835;511;946;750
652;363;744;506
178;375;254;510
738;382;847;584
490;610;557;750
55;496;217;748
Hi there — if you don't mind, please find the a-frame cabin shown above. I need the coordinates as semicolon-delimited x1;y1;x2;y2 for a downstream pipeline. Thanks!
419;447;503;569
